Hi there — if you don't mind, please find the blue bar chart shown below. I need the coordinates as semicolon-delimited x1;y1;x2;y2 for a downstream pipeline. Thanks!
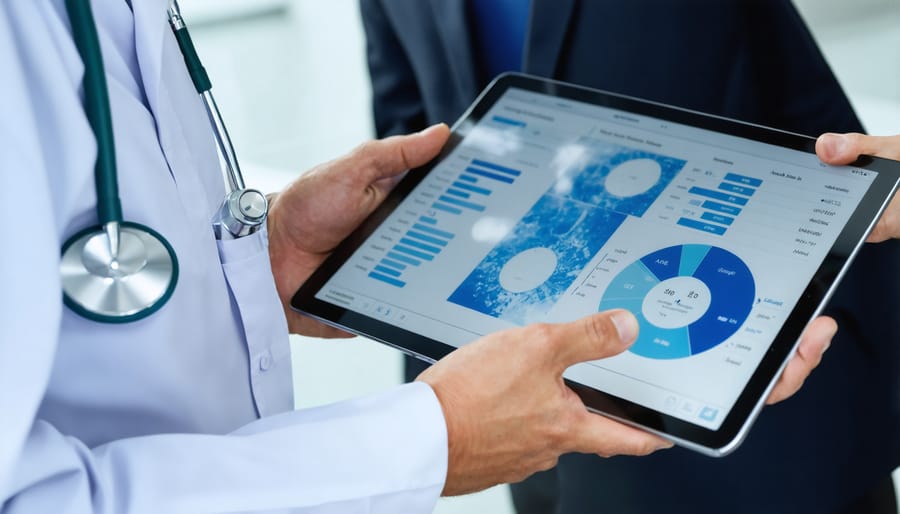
687;187;749;206
367;157;522;287
491;115;527;128
700;212;734;225
718;183;756;196
677;218;727;235
678;172;762;236
702;200;742;216
723;173;762;187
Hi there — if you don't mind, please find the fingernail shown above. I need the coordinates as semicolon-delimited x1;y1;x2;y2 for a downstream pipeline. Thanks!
820;133;847;160
610;310;639;346
419;123;447;135
823;323;837;353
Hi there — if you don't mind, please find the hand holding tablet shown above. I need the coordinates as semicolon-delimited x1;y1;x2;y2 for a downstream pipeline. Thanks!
417;308;672;496
268;124;452;337
290;74;900;457
817;132;900;242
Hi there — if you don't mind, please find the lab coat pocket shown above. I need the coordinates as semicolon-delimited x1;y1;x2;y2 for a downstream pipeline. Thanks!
217;228;294;417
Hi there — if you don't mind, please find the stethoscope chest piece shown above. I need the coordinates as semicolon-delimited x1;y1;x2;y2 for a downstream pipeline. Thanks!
61;0;260;323
61;221;178;323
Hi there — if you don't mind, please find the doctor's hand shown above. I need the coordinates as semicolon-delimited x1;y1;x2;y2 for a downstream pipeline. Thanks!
267;124;450;337
417;309;672;496
817;132;900;242
418;307;835;496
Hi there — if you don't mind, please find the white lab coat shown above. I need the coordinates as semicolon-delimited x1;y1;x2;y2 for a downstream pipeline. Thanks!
0;1;447;512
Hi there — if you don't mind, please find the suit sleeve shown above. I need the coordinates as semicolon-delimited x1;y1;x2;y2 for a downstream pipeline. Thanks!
359;0;429;137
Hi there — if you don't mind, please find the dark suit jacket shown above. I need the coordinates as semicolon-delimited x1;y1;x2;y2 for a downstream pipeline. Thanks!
360;1;900;513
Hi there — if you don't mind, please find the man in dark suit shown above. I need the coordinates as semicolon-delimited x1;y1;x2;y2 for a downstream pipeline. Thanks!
359;1;900;513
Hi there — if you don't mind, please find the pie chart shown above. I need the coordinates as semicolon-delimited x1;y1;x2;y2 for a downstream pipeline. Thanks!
599;244;755;359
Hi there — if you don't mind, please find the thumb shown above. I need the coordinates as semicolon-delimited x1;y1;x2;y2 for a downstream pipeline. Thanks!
353;123;451;183
815;132;896;165
550;309;639;371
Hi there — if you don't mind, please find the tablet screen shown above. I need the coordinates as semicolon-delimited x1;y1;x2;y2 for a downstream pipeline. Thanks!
302;78;889;444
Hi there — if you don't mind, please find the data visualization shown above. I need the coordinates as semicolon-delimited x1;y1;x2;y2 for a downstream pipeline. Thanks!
448;144;684;324
599;245;755;359
366;157;519;289
315;85;876;431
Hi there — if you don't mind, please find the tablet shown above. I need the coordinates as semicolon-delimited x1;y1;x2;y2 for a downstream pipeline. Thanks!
291;73;900;456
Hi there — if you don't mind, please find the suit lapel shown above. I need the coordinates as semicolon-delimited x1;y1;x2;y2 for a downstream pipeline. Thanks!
524;0;577;77
428;0;479;102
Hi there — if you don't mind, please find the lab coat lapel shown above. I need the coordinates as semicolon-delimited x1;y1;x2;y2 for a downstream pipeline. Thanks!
524;0;577;77
130;0;217;220
428;0;479;104
130;0;168;160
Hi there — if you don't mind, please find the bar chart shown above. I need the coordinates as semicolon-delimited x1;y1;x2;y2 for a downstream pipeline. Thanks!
367;158;523;288
677;172;762;236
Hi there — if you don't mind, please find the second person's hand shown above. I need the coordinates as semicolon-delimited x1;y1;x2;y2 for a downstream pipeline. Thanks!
816;132;900;242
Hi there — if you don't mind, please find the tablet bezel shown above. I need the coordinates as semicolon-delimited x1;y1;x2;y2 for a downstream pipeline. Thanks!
291;73;900;455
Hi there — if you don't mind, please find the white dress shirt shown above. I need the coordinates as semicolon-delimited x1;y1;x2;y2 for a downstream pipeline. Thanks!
0;0;447;512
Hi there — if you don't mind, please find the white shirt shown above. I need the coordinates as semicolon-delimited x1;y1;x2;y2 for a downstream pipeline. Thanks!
0;1;447;512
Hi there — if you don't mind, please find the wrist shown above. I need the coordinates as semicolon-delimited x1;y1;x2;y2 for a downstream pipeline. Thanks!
416;376;475;496
265;192;301;303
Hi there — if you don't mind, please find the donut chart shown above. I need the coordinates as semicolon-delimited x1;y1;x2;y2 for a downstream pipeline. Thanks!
599;244;755;359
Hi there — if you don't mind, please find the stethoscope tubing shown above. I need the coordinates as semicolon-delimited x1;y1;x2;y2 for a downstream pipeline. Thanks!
65;0;122;225
62;0;179;323
168;0;247;193
59;0;265;323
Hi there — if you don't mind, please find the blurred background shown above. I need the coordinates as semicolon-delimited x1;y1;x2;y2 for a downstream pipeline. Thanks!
179;1;900;512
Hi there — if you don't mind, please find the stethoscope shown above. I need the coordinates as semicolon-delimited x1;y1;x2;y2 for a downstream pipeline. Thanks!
60;0;267;323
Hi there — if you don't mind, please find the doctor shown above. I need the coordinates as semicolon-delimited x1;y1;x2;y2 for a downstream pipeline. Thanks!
0;1;836;512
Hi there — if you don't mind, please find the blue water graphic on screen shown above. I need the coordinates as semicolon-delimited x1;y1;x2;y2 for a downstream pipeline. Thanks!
449;144;686;324
561;146;686;217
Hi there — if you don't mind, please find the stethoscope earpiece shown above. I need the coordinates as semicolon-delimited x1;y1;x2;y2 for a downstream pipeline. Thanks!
61;222;178;323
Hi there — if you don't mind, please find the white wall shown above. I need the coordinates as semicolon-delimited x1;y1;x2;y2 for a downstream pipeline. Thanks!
794;0;898;26
794;0;900;135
